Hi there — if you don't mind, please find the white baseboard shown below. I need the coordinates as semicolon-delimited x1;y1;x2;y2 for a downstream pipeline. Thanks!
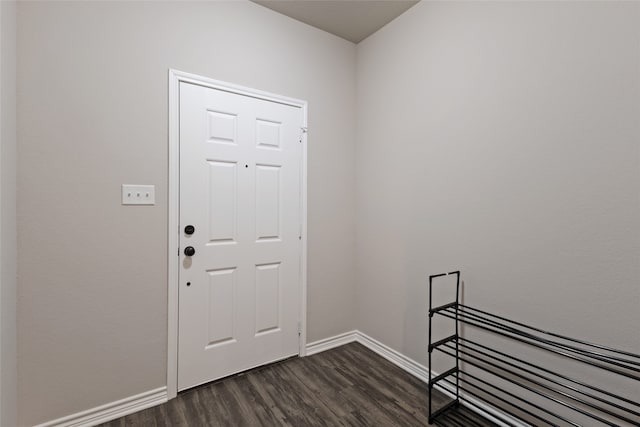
354;331;432;384
306;330;527;427
34;386;167;427
305;330;359;355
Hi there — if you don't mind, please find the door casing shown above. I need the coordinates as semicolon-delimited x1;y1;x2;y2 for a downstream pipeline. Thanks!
167;69;308;399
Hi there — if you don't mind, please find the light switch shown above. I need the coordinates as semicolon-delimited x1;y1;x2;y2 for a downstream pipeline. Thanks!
122;184;155;205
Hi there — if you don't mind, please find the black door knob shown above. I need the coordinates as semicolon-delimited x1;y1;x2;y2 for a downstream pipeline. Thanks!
184;246;196;257
184;225;195;235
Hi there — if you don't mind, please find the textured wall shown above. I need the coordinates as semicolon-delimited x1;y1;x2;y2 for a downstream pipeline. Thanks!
1;1;17;426
356;0;640;406
17;2;356;425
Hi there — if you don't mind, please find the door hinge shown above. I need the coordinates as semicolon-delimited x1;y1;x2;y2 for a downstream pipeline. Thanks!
297;321;302;336
299;127;307;143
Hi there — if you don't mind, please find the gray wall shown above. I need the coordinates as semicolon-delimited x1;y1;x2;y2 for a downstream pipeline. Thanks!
17;2;356;425
1;1;17;426
356;0;640;390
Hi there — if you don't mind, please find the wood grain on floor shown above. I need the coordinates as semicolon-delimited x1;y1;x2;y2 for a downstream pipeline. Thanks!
98;342;495;426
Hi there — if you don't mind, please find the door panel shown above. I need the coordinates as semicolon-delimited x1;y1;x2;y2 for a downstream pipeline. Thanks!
255;164;281;241
178;82;302;391
255;262;281;335
207;160;238;243
206;268;236;347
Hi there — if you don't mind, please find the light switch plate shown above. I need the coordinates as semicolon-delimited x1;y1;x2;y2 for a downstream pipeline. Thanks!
122;184;155;205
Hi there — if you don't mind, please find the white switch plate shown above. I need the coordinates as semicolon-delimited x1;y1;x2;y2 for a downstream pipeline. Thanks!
122;184;155;205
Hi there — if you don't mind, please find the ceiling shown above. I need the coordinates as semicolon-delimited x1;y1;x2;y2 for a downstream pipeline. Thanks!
251;0;419;44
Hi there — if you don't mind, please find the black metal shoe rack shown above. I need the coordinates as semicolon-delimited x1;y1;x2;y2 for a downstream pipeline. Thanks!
428;271;640;426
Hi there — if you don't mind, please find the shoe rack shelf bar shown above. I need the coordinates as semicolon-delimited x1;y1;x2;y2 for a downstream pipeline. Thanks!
427;271;640;427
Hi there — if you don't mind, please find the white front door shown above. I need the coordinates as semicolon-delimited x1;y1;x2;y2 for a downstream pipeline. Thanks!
178;82;303;391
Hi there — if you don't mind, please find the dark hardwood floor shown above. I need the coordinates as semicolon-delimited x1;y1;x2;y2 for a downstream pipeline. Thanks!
99;342;495;426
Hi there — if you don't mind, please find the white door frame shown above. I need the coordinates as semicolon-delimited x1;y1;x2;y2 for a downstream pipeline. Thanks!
167;69;308;399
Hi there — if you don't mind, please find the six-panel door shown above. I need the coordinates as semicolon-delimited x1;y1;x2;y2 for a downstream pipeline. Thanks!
178;82;302;391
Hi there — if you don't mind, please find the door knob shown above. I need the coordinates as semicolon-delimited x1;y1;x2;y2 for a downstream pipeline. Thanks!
184;246;196;257
184;225;195;235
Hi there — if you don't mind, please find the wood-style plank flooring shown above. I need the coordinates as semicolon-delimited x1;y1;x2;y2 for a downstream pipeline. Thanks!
99;342;495;426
